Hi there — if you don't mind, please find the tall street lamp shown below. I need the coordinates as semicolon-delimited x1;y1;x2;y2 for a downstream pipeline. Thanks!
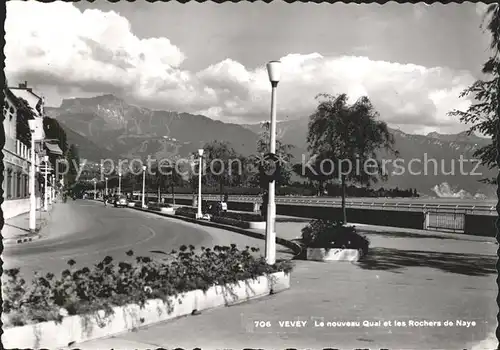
43;155;49;211
142;165;147;208
93;178;97;199
197;149;204;219
27;119;41;232
118;170;122;195
105;177;108;197
265;60;281;265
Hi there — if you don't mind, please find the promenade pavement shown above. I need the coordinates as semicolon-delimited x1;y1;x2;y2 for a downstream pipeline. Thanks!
73;217;497;349
2;200;47;244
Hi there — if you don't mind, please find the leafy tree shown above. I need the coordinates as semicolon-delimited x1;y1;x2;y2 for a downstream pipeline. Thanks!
448;4;499;183
307;93;397;223
200;140;242;201
14;97;35;146
43;117;68;172
293;154;335;196
65;144;80;191
248;121;295;191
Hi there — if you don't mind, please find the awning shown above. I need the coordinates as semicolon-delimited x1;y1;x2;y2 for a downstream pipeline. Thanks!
45;143;63;156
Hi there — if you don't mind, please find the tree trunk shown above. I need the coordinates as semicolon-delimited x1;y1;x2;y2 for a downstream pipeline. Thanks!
171;171;176;205
220;178;224;202
172;181;175;205
341;175;347;224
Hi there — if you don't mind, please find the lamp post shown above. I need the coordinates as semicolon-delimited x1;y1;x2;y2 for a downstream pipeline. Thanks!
264;60;281;265
118;171;122;195
142;165;147;208
197;149;204;219
105;177;108;197
93;178;97;199
43;155;49;211
27;120;38;232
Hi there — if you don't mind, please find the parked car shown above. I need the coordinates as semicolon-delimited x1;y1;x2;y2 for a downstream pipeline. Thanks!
114;195;128;207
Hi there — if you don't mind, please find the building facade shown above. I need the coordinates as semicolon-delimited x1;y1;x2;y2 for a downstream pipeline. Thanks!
2;83;43;219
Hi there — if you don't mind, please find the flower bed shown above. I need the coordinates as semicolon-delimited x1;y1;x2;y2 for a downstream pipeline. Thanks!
300;220;370;261
3;246;292;329
2;246;291;349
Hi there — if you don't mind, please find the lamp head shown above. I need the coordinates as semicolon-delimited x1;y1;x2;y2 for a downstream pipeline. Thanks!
266;61;281;84
198;149;204;157
142;165;147;171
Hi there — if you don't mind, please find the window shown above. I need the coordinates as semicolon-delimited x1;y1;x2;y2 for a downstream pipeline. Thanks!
16;172;22;198
6;169;12;199
1;168;5;198
24;175;29;198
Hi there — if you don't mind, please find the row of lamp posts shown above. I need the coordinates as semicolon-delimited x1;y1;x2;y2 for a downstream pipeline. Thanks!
194;60;280;265
33;60;280;264
94;166;146;205
27;120;60;230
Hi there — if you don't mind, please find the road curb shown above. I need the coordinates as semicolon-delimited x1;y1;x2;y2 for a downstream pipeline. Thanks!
128;206;303;257
3;232;42;246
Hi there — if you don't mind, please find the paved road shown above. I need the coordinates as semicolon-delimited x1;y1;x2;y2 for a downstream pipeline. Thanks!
75;219;497;349
3;201;291;280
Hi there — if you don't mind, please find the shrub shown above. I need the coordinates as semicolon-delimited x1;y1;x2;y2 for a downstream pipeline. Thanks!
174;206;197;218
216;211;264;222
148;203;173;211
300;220;370;256
2;246;293;328
211;216;248;228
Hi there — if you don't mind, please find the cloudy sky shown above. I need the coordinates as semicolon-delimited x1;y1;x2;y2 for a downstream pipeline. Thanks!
5;1;494;135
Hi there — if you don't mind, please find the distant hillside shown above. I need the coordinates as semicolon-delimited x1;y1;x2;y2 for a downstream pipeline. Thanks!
46;94;495;198
59;124;119;161
242;117;495;198
45;94;259;161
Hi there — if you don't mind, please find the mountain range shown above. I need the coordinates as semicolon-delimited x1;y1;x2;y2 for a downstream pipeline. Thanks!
45;94;496;198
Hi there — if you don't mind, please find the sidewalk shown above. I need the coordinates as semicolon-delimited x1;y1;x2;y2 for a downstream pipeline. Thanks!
2;198;88;245
2;205;51;244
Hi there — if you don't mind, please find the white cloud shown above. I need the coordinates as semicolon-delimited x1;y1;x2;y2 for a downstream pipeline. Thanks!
6;2;476;133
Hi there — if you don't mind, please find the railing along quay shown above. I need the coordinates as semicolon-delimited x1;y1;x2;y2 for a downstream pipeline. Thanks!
154;193;496;216
129;192;496;235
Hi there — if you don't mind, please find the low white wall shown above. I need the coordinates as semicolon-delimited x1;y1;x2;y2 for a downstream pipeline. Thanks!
213;216;266;230
307;248;360;262
2;271;290;349
2;197;42;220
